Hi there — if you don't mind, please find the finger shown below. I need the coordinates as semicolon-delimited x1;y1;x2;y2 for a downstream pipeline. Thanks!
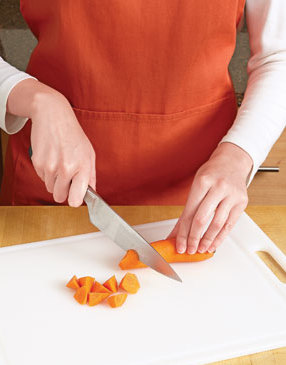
44;172;57;194
186;188;225;254
43;161;58;193
89;154;96;191
53;174;72;203
197;199;231;253
31;155;45;181
207;205;243;252
175;178;211;253
31;146;58;188
68;170;90;207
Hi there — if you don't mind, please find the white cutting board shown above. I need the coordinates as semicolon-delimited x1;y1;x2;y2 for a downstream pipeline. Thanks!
0;213;286;365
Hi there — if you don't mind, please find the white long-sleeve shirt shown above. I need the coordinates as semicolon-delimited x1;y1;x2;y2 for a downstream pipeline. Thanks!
221;0;286;182
0;0;286;183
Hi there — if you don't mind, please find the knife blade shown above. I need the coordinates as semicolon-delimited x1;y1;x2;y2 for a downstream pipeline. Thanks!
84;187;182;282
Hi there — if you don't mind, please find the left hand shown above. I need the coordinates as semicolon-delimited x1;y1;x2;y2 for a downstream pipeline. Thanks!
167;142;253;254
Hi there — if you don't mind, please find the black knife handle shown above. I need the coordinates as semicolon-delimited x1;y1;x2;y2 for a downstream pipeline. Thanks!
28;146;33;158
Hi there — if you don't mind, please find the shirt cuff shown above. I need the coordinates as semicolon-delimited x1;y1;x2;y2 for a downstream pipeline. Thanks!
0;72;37;134
219;134;259;187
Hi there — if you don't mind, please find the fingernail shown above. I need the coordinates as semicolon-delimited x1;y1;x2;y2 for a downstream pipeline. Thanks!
208;247;215;253
187;247;196;254
69;201;80;208
198;246;206;253
177;246;185;254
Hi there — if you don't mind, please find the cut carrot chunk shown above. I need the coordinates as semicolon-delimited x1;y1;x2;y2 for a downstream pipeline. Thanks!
91;281;111;294
88;292;110;306
119;273;140;294
66;275;80;290
103;275;118;293
119;238;214;270
74;286;89;305
78;276;95;292
119;250;145;269
107;294;127;308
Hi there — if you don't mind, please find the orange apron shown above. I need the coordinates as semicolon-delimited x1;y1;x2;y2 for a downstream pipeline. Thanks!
0;0;245;205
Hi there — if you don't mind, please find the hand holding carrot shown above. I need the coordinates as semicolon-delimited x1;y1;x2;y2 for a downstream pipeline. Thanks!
167;142;253;254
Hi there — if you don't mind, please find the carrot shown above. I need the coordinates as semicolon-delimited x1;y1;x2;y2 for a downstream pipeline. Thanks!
91;281;111;294
119;273;140;294
88;292;110;306
66;275;80;290
103;275;118;293
107;294;127;308
119;238;214;269
78;276;95;292
119;250;143;269
74;286;89;305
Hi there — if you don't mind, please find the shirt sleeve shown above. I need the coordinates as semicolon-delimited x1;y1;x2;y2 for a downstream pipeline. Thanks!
0;57;37;134
220;0;286;184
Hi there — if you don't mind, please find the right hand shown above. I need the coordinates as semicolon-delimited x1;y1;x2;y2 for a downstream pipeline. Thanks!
30;88;96;207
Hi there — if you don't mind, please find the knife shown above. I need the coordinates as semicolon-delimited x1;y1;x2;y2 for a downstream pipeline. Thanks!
84;187;182;282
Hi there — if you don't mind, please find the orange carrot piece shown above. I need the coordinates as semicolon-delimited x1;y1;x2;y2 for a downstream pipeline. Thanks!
74;286;89;305
119;238;214;270
103;275;118;293
78;276;95;292
88;292;110;306
119;273;140;294
119;250;144;270
91;281;111;294
107;294;127;308
66;275;80;290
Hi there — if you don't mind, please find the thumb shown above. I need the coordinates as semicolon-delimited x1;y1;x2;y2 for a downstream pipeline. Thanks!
89;169;96;191
89;154;96;191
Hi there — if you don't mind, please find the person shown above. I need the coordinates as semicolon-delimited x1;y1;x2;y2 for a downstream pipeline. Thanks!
0;0;285;255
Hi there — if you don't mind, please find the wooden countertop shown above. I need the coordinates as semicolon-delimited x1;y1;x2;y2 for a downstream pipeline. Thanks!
0;205;286;365
248;129;286;205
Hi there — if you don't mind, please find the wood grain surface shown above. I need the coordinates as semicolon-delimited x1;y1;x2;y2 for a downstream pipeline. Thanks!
0;205;285;364
248;130;286;205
